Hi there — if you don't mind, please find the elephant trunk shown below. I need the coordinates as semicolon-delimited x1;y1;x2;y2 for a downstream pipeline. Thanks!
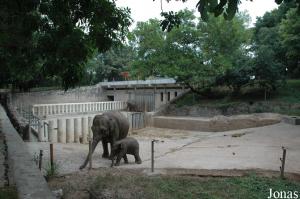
79;138;99;170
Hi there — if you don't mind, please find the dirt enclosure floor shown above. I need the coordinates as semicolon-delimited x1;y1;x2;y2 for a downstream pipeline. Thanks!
26;122;300;175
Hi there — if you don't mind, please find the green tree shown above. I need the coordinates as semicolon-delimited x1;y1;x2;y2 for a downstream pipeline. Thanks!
158;0;300;31
129;10;252;94
0;0;131;90
253;1;298;78
279;8;300;77
0;0;42;90
253;45;285;98
83;45;134;84
128;19;166;79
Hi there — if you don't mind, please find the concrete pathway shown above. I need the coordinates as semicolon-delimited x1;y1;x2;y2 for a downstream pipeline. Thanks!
26;122;300;174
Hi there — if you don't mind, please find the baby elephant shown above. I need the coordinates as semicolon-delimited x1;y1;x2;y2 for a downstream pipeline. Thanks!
111;137;142;167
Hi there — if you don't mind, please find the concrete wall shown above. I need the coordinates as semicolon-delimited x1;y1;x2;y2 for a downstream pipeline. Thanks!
38;112;146;143
11;86;105;108
104;88;187;110
0;105;55;199
152;114;281;132
11;84;188;112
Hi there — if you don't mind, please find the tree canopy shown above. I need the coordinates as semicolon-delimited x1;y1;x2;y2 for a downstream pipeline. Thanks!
129;10;252;94
0;0;131;90
158;0;300;31
253;0;300;78
279;8;300;76
82;45;134;85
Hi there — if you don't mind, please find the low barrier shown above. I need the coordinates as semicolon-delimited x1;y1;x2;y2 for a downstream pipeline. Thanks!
32;101;127;117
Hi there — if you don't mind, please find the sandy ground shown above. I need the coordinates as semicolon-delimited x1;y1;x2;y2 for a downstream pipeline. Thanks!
26;122;300;175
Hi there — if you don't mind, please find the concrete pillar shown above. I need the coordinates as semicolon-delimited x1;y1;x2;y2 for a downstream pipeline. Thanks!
57;119;66;143
74;118;81;143
88;117;93;140
66;119;74;143
48;120;57;143
81;117;88;144
38;121;43;142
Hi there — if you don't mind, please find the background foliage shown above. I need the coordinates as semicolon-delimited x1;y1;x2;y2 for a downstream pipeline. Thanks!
0;0;131;90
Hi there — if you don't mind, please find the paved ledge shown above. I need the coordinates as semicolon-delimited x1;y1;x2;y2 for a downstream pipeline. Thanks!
0;105;55;199
153;113;281;132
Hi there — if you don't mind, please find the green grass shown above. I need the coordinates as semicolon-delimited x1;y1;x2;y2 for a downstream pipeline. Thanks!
0;187;18;199
91;174;300;199
173;79;300;116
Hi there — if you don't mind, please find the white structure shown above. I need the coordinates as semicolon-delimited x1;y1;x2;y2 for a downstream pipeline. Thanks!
32;101;126;117
99;78;188;111
28;78;188;143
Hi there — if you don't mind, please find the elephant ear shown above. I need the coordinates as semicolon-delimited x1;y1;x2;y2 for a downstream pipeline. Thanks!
108;118;120;138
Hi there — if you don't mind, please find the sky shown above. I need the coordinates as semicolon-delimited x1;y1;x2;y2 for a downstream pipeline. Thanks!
116;0;279;28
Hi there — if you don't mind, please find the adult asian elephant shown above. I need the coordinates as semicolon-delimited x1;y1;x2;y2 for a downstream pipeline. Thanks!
79;111;129;169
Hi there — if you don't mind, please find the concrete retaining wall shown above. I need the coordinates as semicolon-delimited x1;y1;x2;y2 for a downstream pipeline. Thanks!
152;113;281;132
0;105;55;199
11;85;105;108
282;116;300;125
37;112;145;143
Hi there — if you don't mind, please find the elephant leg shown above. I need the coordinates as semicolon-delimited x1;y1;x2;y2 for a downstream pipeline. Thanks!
109;138;116;159
134;150;142;164
80;138;100;170
102;139;109;158
123;154;128;164
115;149;126;166
110;148;118;167
110;156;115;167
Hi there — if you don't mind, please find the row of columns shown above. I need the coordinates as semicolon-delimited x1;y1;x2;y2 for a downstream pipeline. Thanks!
38;117;93;143
33;101;126;117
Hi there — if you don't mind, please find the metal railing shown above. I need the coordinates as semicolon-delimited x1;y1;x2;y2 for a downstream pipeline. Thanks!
127;112;145;130
32;101;127;117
